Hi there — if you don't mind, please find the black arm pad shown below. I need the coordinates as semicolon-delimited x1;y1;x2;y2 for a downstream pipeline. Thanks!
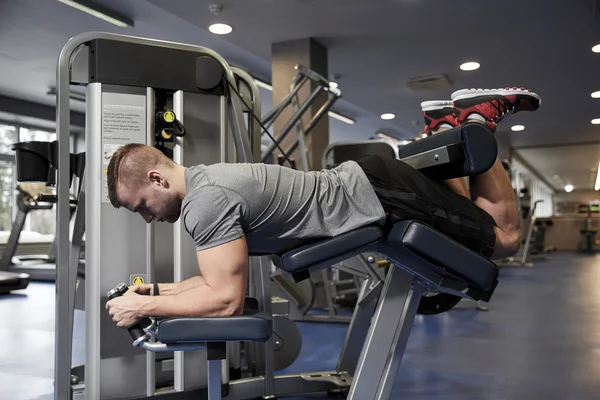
397;123;497;180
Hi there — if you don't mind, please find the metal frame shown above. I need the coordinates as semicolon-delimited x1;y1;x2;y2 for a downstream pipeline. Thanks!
260;64;341;170
54;32;253;400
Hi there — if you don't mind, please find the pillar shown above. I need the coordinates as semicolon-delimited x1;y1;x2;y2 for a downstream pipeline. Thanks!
271;38;329;170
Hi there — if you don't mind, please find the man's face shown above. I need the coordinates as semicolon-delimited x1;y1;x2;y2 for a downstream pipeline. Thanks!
118;179;182;224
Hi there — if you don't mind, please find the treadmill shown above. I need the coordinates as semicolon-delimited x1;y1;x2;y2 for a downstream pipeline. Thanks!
0;141;85;291
0;185;60;281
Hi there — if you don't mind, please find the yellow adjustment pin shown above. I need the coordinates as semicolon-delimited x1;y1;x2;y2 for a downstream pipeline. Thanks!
163;110;175;123
161;129;173;140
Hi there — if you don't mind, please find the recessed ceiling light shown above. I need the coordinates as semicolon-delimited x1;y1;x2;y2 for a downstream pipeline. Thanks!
329;82;339;89
593;44;600;53
592;91;600;98
592;118;600;124
511;125;525;131
380;113;395;120
208;23;233;35
564;184;574;193
460;61;480;71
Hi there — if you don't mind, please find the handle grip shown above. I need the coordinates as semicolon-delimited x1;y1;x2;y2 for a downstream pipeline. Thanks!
107;283;153;344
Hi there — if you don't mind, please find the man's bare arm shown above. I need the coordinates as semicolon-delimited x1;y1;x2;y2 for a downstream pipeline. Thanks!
129;275;207;296
138;237;248;318
158;275;207;295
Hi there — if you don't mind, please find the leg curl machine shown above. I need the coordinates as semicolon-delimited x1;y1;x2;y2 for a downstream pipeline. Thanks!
113;123;500;399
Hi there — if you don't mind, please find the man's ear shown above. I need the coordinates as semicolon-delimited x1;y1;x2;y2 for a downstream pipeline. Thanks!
148;170;163;186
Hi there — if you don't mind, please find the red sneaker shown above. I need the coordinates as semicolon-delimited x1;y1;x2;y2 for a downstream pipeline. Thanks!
421;100;459;134
451;87;541;132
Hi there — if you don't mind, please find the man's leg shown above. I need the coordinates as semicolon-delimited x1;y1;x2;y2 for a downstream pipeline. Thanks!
421;100;470;198
420;87;541;258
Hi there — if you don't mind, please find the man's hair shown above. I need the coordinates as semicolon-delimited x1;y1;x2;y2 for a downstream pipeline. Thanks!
107;144;172;208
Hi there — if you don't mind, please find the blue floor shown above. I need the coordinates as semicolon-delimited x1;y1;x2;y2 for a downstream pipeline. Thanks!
2;252;600;399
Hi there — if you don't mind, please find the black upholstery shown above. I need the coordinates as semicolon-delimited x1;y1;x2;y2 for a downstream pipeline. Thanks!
387;221;498;292
397;123;497;181
273;220;498;295
157;309;272;344
271;225;384;273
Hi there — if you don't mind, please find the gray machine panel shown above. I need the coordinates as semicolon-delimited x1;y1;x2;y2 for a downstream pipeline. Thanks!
86;83;150;399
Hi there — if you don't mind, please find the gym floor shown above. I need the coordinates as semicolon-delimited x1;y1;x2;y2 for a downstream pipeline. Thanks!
2;252;600;400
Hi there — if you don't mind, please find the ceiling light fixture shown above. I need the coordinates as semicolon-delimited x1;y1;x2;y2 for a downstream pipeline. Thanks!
592;118;600;125
593;44;600;53
565;184;574;193
56;0;133;28
511;125;525;131
460;61;480;71
208;23;233;35
592;91;600;98
381;113;395;120
595;162;600;191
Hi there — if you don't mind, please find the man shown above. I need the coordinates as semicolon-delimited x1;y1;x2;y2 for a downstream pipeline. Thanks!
106;87;540;328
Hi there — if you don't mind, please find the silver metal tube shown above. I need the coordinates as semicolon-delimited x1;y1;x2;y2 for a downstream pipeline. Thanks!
207;359;222;399
228;94;254;163
220;96;229;162
141;341;207;352
346;266;421;400
145;86;156;397
230;67;262;161
172;90;185;392
54;31;251;399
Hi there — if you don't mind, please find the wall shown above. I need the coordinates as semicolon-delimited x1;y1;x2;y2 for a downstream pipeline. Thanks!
554;190;600;204
539;216;599;251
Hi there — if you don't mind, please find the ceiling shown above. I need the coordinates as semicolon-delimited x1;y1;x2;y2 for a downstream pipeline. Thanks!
0;0;599;193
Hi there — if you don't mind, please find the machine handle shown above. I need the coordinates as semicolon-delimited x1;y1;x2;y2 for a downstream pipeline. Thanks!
107;283;153;346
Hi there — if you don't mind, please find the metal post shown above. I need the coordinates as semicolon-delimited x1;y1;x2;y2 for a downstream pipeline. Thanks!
172;90;186;392
207;360;222;399
145;87;156;397
347;266;422;400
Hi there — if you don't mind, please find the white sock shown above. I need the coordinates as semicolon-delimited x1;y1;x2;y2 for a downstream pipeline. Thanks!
437;123;454;129
466;113;486;123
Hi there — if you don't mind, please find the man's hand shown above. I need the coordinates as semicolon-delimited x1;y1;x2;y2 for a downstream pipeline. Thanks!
128;284;153;296
105;290;149;328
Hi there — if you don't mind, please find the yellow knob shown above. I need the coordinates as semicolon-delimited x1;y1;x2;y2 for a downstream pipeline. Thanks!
163;111;175;123
161;129;172;140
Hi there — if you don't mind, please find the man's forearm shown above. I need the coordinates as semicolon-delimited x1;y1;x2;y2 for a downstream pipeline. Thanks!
158;275;206;295
141;284;242;318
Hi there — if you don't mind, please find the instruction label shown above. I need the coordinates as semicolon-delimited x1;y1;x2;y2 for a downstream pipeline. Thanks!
130;274;147;285
101;92;147;203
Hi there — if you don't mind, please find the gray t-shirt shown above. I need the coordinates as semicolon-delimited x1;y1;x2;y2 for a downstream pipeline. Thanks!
181;161;386;255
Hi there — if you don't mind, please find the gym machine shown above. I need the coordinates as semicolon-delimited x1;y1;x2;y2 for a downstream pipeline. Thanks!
111;122;502;400
21;31;342;400
321;139;488;315
261;64;341;171
0;183;78;281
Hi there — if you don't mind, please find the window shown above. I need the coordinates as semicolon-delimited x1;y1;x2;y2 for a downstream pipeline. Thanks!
19;127;56;143
0;125;17;154
0;161;14;231
0;125;17;232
